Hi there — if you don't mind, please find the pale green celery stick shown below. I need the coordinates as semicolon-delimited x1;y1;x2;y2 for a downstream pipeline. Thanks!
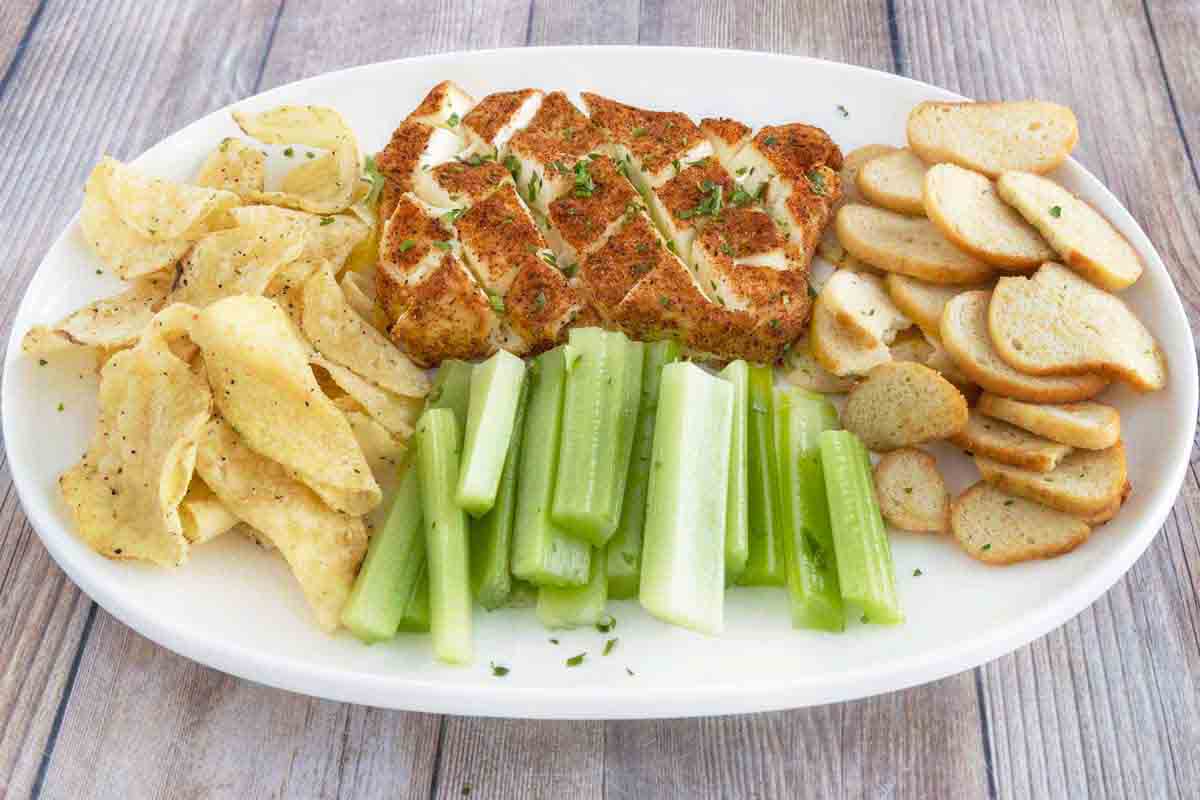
457;350;526;516
639;362;734;635
536;547;609;628
774;388;844;632
608;339;680;599
819;430;903;625
427;360;474;440
740;364;785;585
506;579;539;609
470;376;529;610
341;462;426;642
719;360;750;585
416;408;473;664
397;562;430;632
511;347;591;586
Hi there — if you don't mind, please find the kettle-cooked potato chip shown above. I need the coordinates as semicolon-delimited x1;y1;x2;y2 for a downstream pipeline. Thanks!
172;215;307;307
23;271;173;356
195;138;266;196
339;270;389;333
230;205;367;267
59;305;213;565
102;157;241;241
301;266;429;398
195;417;367;631
191;295;381;515
311;356;422;438
232;106;362;215
179;479;241;544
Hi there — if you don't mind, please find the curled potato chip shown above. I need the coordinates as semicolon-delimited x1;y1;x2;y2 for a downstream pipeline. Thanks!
195;416;367;631
101;156;240;241
59;305;213;565
172;215;307;307
82;163;192;279
232;106;362;215
301;266;429;398
191;295;380;515
339;270;389;332
312;356;422;438
179;479;241;544
195;138;266;196
23;271;173;356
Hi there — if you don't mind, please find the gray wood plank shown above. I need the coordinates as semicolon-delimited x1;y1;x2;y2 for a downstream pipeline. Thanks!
896;1;1200;797
0;0;42;88
0;1;281;796
40;612;439;799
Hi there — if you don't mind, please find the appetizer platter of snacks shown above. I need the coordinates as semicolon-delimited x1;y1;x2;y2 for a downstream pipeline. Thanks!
4;48;1195;717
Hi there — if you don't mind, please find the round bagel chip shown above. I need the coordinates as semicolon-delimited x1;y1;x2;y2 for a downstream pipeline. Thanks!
232;105;363;215
190;294;381;516
195;138;267;196
195;416;368;632
59;304;214;566
22;271;173;356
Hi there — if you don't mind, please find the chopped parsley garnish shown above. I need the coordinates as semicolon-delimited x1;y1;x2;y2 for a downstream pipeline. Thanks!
566;653;586;667
306;151;316;159
596;615;616;633
1050;205;1063;218
534;290;547;312
363;154;386;206
837;104;850;118
490;662;510;677
504;154;522;182
458;152;494;166
763;135;778;146
659;295;671;307
432;240;453;250
730;186;755;207
319;216;335;226
446;112;460;128
666;240;678;254
283;147;294;157
719;242;735;257
57;402;64;412
549;638;559;645
768;318;781;331
540;250;558;267
486;290;505;314
527;172;542;203
562;261;578;278
672;158;682;174
572;160;596;197
678;180;724;220
981;543;992;551
806;169;828;196
626;667;635;676
632;126;648;137
443;207;464;223
38;359;47;367
603;638;618;656
1003;499;1015;506
397;239;416;253
913;568;923;577
735;166;749;176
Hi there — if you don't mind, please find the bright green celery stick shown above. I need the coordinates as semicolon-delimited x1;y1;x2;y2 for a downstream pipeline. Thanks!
740;364;785;585
512;348;592;586
819;430;903;625
416;408;473;664
506;579;539;609
608;339;680;599
427;360;474;438
536;547;609;628
340;461;427;641
397;563;430;632
719;360;751;585
552;328;643;545
774;388;844;632
470;376;529;610
639;362;734;635
456;350;526;516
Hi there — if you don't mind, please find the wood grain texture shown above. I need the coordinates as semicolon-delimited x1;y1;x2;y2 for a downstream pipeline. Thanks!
896;1;1200;797
0;0;42;88
0;0;281;795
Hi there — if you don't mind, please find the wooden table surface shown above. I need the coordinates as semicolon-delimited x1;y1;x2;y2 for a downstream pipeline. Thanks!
1;1;1198;797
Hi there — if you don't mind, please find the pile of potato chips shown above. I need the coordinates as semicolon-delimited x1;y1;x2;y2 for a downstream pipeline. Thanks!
26;106;428;631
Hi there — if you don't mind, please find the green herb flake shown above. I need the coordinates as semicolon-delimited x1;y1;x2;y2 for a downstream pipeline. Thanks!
527;172;542;204
363;154;386;206
443;208;464;223
806;169;827;196
603;638;618;656
504;154;522;182
461;784;472;797
306;151;316;159
1050;205;1063;218
626;667;635;676
566;653;586;667
319;216;335;226
763;135;778;146
659;295;671;308
432;240;453;251
57;402;64;412
283;147;294;157
666;240;678;254
913;568;923;577
596;615;616;633
769;318;781;331
490;662;510;677
486;290;506;314
1003;499;1015;506
837;104;850;118
672;158;682;174
446;112;460;128
572;160;596;198
38;359;47;367
982;543;992;551
549;638;559;645
534;290;547;312
632;127;648;137
397;239;416;253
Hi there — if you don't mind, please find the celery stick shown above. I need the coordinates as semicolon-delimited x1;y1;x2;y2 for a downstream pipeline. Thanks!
819;430;903;625
506;578;539;609
774;388;844;632
552;328;643;545
427;359;474;440
416;408;473;664
456;350;526;516
512;348;592;586
608;339;680;599
639;362;734;635
740;364;785;585
397;562;430;632
536;547;608;628
340;462;426;642
719;360;751;584
470;376;529;610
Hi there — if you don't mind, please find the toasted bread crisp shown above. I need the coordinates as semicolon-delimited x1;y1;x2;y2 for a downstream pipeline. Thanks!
819;270;911;347
907;101;1078;178
873;448;949;532
840;144;899;207
949;410;1073;472
857;149;929;215
988;263;1166;391
809;291;892;377
837;204;995;284
923;163;1054;270
975;442;1128;516
842;361;968;451
884;273;988;338
939;290;1108;403
951;482;1091;564
995;171;1142;290
976;394;1120;450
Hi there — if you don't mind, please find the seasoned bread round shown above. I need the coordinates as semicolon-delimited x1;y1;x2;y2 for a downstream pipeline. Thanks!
923;163;1054;270
987;263;1166;392
842;361;968;451
839;144;899;207
857;149;929;215
976;393;1120;450
974;442;1128;516
873;448;949;532
836;204;995;285
907;101;1079;178
809;291;892;378
949;410;1073;472
951;482;1091;564
939;290;1108;403
783;332;857;393
889;328;935;365
995;171;1143;290
884;273;990;338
